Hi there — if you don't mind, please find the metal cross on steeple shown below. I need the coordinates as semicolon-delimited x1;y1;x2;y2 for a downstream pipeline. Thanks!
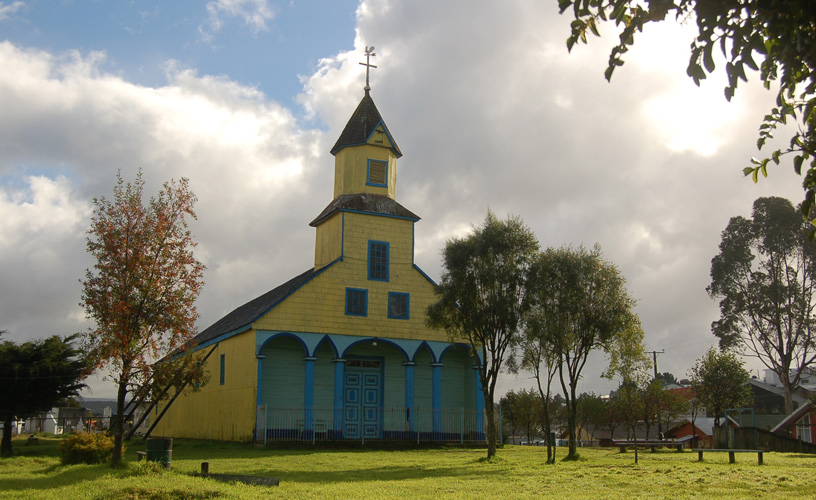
359;46;377;92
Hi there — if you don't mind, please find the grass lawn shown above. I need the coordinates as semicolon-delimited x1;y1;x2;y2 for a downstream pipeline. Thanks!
2;435;815;499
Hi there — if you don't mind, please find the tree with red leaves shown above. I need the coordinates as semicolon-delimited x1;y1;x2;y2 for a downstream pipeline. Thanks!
81;171;205;465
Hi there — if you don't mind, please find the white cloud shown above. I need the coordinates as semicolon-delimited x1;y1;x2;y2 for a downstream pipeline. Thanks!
0;1;25;21
200;0;274;40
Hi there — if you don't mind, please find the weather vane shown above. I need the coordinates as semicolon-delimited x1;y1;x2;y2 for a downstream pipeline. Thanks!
359;46;377;92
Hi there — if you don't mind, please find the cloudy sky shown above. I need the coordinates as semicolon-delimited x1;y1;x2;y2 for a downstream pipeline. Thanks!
0;0;803;399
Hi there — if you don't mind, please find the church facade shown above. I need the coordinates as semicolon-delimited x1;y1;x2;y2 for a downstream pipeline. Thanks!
153;88;485;443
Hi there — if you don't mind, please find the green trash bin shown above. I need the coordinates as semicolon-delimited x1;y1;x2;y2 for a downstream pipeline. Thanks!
145;437;173;470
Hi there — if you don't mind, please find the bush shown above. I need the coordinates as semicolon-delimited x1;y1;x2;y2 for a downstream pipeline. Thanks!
58;432;120;465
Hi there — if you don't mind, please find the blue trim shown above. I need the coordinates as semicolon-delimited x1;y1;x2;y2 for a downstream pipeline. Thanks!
388;292;410;320
257;331;310;355
364;120;402;158
431;363;443;434
345;287;368;317
219;354;225;385
338;208;419;222
412;264;438;286
368;240;389;282
404;362;415;432
195;325;252;352
439;342;474;363
365;158;388;188
333;359;345;433
342;337;410;361
256;355;265;406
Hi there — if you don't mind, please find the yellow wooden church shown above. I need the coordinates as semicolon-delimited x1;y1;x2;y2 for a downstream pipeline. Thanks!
153;81;485;443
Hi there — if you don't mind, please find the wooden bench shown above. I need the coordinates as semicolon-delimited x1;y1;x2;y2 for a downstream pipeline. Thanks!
136;451;147;461
693;448;766;465
614;441;686;452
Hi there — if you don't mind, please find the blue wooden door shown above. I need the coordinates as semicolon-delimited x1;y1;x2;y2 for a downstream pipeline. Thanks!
344;369;382;439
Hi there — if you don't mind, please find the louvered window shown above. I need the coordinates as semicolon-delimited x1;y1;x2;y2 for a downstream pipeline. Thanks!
367;159;388;186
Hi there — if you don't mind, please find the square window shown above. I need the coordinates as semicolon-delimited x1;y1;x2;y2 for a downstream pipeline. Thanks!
368;241;389;281
388;292;410;320
346;288;368;316
367;159;388;187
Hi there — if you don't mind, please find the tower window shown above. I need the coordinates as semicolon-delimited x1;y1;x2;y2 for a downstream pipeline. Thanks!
368;241;389;281
367;159;388;187
219;354;226;385
388;292;410;320
346;288;368;316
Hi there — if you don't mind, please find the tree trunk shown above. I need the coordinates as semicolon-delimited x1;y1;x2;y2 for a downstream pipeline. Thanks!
1;415;14;457
567;382;578;458
484;389;496;459
112;379;128;466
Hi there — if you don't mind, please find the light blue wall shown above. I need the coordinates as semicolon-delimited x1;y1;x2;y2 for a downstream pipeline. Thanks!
413;348;433;410
313;341;336;409
261;335;306;408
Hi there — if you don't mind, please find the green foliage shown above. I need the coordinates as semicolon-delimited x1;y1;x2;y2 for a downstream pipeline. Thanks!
708;196;816;413
427;211;539;458
500;388;542;443
58;432;120;465
688;347;752;426
529;244;639;458
559;0;816;222
0;334;87;457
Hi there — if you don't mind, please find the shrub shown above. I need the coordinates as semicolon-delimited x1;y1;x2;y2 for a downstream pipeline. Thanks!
58;432;120;465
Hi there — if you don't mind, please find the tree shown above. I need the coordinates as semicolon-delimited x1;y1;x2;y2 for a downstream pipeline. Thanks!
688;348;752;427
427;211;539;459
500;388;540;444
639;379;664;440
516;315;561;463
656;387;690;438
576;392;606;442
81;171;206;465
708;196;816;413
0;334;87;457
532;244;638;459
655;372;678;387
559;1;816;220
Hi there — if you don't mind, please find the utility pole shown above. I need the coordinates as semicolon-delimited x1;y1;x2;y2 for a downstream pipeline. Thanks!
647;349;665;438
648;350;664;381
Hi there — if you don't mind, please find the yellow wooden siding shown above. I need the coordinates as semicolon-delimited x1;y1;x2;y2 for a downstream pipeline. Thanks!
314;212;342;269
253;212;447;342
333;144;397;199
152;332;257;441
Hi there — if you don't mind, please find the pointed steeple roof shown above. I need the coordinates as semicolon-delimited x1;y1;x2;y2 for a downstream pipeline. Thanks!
330;91;402;157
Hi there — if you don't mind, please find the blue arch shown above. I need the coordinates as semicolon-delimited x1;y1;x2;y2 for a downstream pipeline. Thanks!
341;337;409;361
411;341;436;363
313;334;339;358
257;332;309;356
439;343;476;364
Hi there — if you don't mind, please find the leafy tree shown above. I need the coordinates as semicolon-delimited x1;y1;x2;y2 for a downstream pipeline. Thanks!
80;171;206;465
708;196;816;413
559;1;816;220
688;347;752;426
427;211;539;459
0;333;87;457
603;316;650;463
655;372;678;387
532;244;638;459
500;388;540;444
657;387;690;437
576;392;606;442
639;379;664;440
516;313;561;463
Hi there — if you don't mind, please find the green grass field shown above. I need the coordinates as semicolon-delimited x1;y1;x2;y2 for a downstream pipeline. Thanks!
2;435;815;499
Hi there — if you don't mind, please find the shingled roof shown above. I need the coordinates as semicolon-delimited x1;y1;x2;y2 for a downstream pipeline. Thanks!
193;267;317;346
309;193;420;227
330;91;402;157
